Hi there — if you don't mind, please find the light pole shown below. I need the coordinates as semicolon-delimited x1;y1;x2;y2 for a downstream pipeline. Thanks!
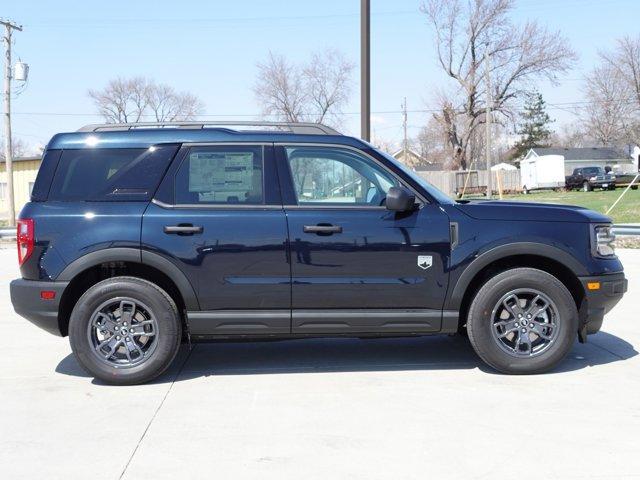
360;0;370;141
1;19;23;226
484;48;492;199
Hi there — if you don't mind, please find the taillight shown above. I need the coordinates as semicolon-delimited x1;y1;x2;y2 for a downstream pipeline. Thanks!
17;218;34;266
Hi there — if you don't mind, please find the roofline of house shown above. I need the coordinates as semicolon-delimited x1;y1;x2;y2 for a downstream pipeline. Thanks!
0;156;41;164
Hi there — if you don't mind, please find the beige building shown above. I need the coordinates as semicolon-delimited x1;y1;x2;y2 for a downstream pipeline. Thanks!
0;156;42;220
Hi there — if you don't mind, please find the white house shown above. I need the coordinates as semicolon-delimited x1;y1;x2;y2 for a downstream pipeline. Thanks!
523;147;635;176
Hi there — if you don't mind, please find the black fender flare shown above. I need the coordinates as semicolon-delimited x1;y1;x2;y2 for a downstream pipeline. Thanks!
445;242;588;311
56;247;199;310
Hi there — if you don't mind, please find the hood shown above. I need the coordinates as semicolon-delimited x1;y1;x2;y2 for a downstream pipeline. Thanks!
454;200;612;223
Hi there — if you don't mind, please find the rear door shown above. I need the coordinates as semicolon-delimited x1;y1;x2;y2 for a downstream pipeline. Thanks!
142;143;291;336
276;144;451;335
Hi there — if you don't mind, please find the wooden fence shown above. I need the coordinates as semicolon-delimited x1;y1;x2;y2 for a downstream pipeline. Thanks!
416;169;521;197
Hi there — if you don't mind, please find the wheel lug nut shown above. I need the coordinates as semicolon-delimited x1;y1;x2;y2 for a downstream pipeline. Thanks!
518;314;522;318
529;323;534;328
116;335;121;340
521;328;527;333
515;322;519;327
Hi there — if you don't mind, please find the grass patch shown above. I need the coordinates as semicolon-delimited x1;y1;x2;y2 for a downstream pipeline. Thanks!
468;189;640;224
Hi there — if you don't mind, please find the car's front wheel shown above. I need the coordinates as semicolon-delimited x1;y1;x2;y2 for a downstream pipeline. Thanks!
467;268;578;374
69;277;182;385
582;181;591;192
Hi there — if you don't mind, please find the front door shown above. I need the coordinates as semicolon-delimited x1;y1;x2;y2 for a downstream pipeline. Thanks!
142;143;291;336
277;144;451;334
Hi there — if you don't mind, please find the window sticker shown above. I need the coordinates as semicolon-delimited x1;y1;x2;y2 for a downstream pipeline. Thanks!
188;152;254;194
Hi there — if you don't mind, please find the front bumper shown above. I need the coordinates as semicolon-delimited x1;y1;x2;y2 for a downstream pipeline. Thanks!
591;180;616;188
10;279;69;336
577;272;627;338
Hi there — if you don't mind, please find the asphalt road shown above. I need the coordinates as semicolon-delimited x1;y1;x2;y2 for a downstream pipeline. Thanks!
1;246;638;480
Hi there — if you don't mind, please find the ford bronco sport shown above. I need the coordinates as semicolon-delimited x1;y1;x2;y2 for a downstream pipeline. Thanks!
10;122;628;384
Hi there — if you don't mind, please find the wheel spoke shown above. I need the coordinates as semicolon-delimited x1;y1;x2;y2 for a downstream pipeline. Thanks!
530;320;554;340
131;328;156;337
95;336;121;359
514;329;532;354
502;294;525;318
119;300;136;324
93;312;117;333
127;338;144;358
495;320;519;338
525;295;550;320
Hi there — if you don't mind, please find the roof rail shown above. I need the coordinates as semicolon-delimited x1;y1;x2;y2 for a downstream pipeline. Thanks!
77;121;341;136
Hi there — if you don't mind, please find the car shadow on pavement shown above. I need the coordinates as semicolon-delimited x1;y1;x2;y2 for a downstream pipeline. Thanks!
55;330;637;385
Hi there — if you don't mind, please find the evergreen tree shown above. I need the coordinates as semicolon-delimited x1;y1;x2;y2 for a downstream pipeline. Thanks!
511;91;554;159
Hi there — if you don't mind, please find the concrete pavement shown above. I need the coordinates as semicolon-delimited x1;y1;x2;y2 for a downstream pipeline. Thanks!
0;246;638;479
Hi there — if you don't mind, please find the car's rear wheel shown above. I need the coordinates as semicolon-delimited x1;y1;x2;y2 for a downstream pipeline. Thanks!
467;268;578;374
69;277;182;385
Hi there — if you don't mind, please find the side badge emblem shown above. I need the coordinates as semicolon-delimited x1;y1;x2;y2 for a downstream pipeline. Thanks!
417;255;433;270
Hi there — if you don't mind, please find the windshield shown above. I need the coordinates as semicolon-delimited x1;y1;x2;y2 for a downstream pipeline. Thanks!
369;147;454;204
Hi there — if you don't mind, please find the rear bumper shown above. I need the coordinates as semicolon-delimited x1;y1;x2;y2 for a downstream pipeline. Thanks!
578;272;627;336
10;279;68;336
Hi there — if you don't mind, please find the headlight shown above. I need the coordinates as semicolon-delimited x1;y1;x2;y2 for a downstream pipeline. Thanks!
590;176;597;181
593;225;616;257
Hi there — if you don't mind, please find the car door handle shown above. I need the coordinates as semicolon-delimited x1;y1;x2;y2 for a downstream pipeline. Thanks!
303;224;343;235
163;224;203;235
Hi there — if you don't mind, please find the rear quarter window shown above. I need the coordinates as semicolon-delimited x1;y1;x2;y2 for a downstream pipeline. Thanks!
48;146;178;201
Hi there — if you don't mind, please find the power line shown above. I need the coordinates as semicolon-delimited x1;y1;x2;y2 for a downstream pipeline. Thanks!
12;97;640;119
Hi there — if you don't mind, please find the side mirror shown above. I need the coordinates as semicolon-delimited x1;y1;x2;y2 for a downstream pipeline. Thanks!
385;186;416;212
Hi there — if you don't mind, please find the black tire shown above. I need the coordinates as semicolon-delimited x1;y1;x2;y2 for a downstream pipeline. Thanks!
467;268;578;374
69;277;182;385
582;181;591;192
631;185;638;190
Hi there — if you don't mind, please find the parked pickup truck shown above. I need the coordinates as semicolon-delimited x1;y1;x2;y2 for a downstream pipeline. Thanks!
565;167;616;192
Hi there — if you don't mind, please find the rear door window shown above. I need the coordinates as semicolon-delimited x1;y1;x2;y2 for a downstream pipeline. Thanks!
174;145;264;205
48;146;178;201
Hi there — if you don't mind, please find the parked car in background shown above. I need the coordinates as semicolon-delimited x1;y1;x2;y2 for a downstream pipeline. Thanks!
565;167;616;191
610;171;639;190
9;121;627;384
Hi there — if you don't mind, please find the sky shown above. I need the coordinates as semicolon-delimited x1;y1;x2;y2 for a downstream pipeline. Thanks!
3;0;640;153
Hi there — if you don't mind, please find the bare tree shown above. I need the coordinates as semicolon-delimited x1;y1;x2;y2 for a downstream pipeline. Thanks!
254;49;354;128
0;138;27;160
147;84;204;122
582;64;633;146
254;52;306;123
590;35;640;146
551;124;592;148
303;49;354;125
421;0;576;169
88;77;204;123
416;117;450;167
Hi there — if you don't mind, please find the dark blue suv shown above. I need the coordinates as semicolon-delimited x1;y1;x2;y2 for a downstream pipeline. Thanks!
10;122;628;384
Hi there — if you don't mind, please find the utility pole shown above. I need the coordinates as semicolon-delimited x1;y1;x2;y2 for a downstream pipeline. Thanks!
360;0;370;141
1;19;22;227
402;97;408;160
484;48;492;199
